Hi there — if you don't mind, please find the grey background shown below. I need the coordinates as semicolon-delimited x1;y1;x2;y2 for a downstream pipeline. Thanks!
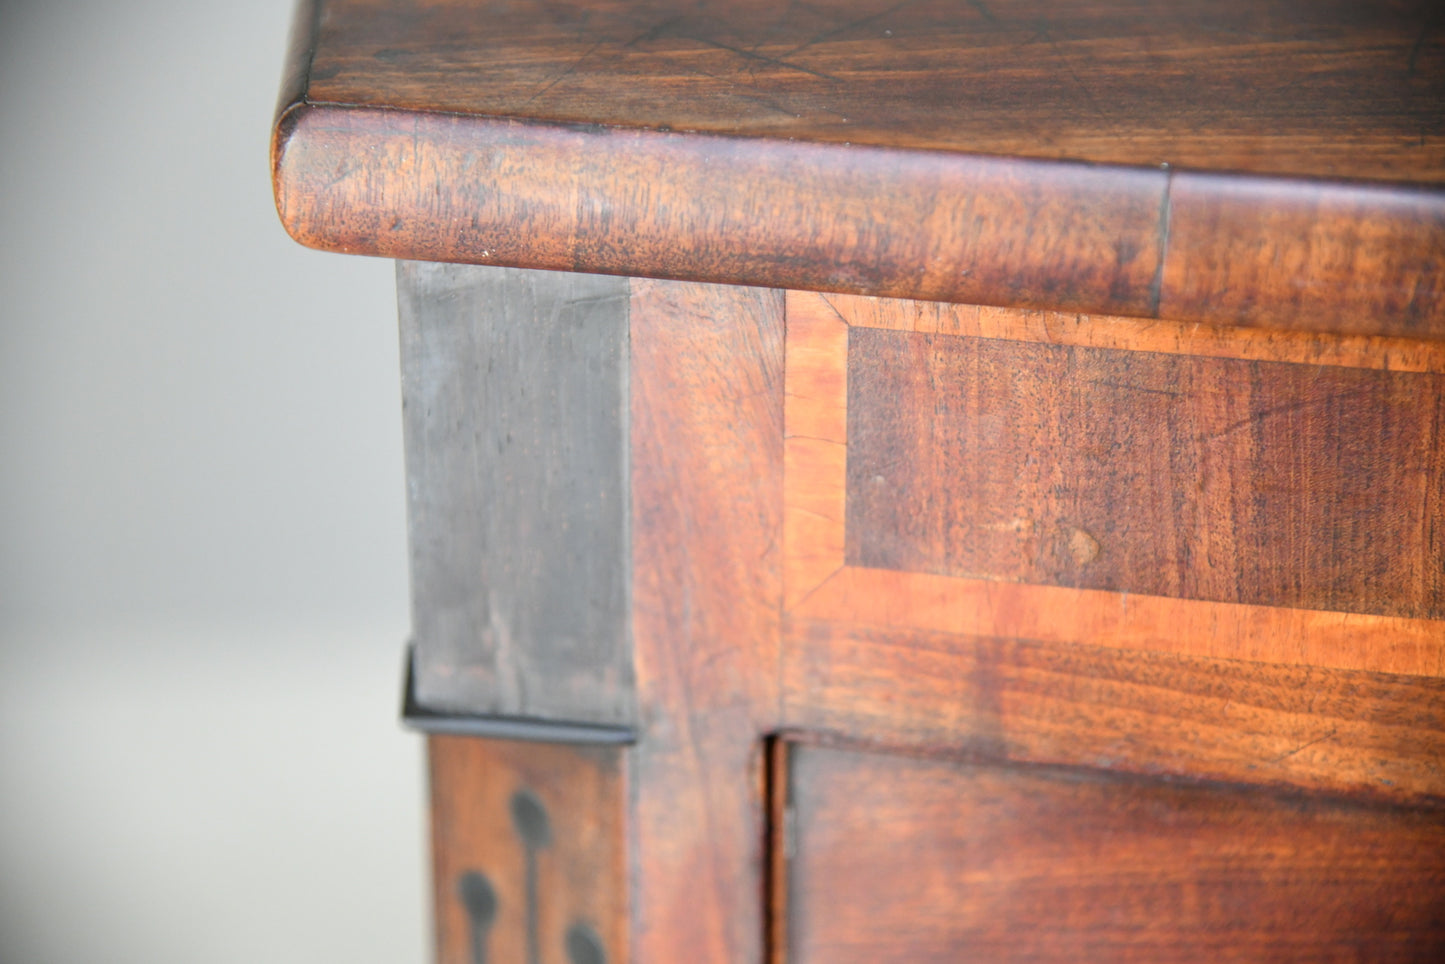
1;0;425;960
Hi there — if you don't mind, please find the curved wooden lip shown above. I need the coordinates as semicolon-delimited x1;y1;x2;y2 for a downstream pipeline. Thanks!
272;0;1445;340
273;99;1445;339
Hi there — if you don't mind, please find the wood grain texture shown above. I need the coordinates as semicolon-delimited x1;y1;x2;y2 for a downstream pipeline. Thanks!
782;743;1445;963
628;280;784;963
399;264;633;725
833;291;1445;372
791;567;1445;678
783;293;849;612
846;326;1445;620
296;0;1444;183
783;291;1445;677
782;619;1445;804
429;736;625;964
273;1;1445;336
1162;173;1445;338
275;106;1166;319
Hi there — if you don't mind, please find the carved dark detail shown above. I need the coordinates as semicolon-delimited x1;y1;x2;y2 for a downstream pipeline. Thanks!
511;789;553;964
447;782;614;964
510;788;553;848
566;921;607;964
457;870;497;964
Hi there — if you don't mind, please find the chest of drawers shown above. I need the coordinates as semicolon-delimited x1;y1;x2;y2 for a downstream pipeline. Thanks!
272;2;1445;959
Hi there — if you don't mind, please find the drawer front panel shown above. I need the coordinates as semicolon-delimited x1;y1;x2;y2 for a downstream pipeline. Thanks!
781;743;1445;963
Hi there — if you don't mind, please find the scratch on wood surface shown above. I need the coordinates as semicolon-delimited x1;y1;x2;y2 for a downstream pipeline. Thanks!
690;35;842;82
1086;379;1183;397
518;40;605;109
967;0;999;26
1196;387;1373;444
780;0;921;58
1270;728;1338;764
1407;7;1440;77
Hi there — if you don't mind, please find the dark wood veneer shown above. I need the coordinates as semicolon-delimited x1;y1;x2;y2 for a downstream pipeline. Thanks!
783;743;1445;963
628;280;785;963
273;0;1445;337
300;0;1445;183
782;619;1445;804
846;326;1445;619
269;4;1445;961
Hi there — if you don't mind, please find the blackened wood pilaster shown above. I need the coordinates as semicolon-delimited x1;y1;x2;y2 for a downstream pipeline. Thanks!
399;264;633;730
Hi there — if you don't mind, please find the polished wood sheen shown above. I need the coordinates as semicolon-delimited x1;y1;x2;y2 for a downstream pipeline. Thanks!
1160;176;1445;335
781;620;1445;804
781;743;1445;963
296;0;1444;182
272;0;1445;337
784;291;1445;677
267;4;1445;961
628;281;785;963
846;328;1445;619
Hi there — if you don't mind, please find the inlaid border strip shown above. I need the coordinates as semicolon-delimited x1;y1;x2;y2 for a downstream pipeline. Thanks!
782;290;1445;677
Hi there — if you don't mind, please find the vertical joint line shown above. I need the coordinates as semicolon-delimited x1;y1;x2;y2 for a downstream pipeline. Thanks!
1148;167;1174;318
764;736;792;964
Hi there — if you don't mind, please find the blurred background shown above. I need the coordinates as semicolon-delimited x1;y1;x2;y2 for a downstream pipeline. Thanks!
0;0;426;960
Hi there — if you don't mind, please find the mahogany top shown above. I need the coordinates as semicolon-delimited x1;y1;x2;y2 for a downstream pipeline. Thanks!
273;0;1445;335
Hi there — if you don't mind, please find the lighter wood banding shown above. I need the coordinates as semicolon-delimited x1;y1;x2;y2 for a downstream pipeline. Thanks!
783;291;1445;677
781;619;1445;802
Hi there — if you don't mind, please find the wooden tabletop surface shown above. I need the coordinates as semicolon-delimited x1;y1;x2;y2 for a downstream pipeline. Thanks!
273;0;1445;335
295;0;1443;183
